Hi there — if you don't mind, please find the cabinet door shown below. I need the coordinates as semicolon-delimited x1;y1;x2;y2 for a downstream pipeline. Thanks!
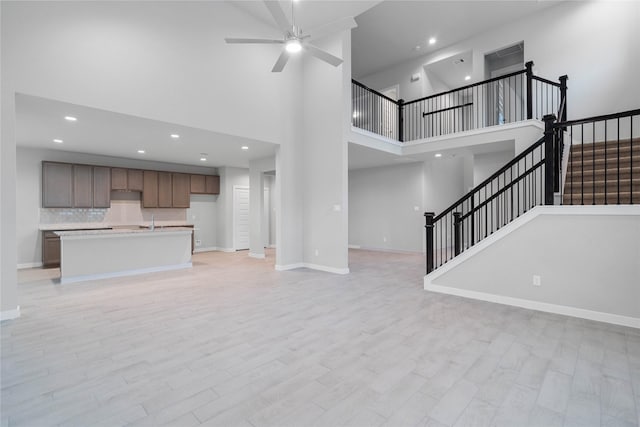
190;174;206;194
143;170;158;208
73;165;93;208
127;169;144;191
93;166;111;208
172;173;191;208
205;175;220;195
158;172;172;207
111;168;128;190
42;162;73;207
42;232;61;268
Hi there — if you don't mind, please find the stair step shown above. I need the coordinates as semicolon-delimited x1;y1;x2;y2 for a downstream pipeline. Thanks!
562;191;640;205
568;145;639;161
565;165;640;179
567;155;640;169
568;138;640;152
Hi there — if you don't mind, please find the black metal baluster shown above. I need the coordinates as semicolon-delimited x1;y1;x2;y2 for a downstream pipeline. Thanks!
592;121;596;205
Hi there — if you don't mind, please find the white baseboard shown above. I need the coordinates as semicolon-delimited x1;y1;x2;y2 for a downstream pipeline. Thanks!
248;252;266;259
303;263;350;275
268;244;276;249
352;245;423;255
275;263;305;271
1;306;21;321
193;246;218;253
275;262;349;275
217;248;236;253
17;262;43;270
60;263;193;284
424;283;640;329
348;244;361;249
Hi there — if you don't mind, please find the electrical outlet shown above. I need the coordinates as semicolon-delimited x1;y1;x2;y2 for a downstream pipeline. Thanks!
195;239;202;247
383;237;387;243
315;249;319;256
532;275;541;286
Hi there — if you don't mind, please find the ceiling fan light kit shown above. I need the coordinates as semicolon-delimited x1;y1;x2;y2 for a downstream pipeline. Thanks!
225;0;355;72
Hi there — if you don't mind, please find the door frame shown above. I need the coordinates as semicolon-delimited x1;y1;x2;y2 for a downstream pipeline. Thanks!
232;185;250;251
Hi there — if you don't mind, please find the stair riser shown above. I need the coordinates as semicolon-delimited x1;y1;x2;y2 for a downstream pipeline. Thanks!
567;159;640;169
569;148;638;161
563;196;640;205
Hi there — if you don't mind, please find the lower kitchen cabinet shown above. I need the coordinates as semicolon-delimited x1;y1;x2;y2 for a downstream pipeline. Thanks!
42;231;61;268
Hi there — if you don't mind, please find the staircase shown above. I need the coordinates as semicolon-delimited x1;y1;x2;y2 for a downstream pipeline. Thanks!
563;138;640;205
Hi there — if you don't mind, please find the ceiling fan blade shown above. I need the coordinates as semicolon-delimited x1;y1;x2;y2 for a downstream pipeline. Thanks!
307;17;357;42
271;50;290;72
225;38;284;44
304;44;343;67
264;1;292;34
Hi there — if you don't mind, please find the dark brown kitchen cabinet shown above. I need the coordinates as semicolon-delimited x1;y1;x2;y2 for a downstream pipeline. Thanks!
42;162;73;208
127;169;144;191
111;168;128;190
205;175;220;195
190;174;206;194
158;172;172;207
73;165;93;208
112;168;143;192
142;170;159;208
42;231;61;268
93;167;111;208
172;173;191;208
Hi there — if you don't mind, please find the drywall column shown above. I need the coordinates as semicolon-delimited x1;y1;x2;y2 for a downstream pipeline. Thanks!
275;58;304;270
248;156;275;259
1;70;19;319
300;31;351;274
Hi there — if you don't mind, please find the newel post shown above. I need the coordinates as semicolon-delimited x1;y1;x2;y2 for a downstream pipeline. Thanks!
398;99;405;142
525;61;534;120
424;212;434;274
453;212;462;256
543;114;556;205
559;75;568;123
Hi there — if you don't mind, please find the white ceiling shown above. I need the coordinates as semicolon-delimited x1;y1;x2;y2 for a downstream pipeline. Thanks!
352;1;559;78
16;94;277;169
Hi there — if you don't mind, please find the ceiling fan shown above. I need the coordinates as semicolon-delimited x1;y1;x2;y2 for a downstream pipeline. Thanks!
225;0;356;72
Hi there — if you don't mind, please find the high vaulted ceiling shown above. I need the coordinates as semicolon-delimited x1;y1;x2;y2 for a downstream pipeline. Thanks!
352;1;559;78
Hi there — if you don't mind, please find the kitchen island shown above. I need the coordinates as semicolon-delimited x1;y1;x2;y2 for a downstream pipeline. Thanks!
56;228;192;284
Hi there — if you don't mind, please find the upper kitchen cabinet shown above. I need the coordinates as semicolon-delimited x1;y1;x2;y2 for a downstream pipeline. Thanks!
127;170;144;192
158;172;172;208
172;173;190;208
93;167;111;208
112;168;143;192
205;175;220;195
42;162;73;208
73;165;93;208
191;174;220;195
142;170;159;208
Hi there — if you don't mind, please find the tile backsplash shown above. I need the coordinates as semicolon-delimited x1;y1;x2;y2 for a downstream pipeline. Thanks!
40;193;186;225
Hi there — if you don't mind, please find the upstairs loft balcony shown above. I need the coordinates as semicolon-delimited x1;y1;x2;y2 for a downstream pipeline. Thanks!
352;61;567;143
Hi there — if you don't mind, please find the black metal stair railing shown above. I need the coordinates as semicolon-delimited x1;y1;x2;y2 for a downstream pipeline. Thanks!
352;61;568;142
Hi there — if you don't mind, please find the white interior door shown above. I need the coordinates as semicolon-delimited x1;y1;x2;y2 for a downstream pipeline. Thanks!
262;187;270;248
233;186;250;250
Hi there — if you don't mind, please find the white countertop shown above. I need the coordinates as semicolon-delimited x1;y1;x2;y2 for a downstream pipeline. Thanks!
39;222;194;231
55;227;194;238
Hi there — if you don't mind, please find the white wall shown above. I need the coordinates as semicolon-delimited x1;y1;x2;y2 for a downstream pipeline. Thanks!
427;207;640;325
349;162;424;252
16;147;218;267
187;195;217;252
300;32;351;273
359;1;640;120
423;155;467;216
473;149;515;186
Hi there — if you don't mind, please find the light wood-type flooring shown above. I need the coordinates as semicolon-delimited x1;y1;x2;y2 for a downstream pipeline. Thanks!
2;249;639;426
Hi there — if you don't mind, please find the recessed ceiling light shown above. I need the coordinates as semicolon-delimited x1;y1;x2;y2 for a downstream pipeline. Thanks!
434;153;442;158
53;139;63;143
285;39;302;53
428;37;436;45
170;134;180;139
137;149;145;154
465;75;471;81
64;116;77;122
241;146;249;150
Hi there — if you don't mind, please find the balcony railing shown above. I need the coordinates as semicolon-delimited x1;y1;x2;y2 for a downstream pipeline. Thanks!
352;61;567;142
